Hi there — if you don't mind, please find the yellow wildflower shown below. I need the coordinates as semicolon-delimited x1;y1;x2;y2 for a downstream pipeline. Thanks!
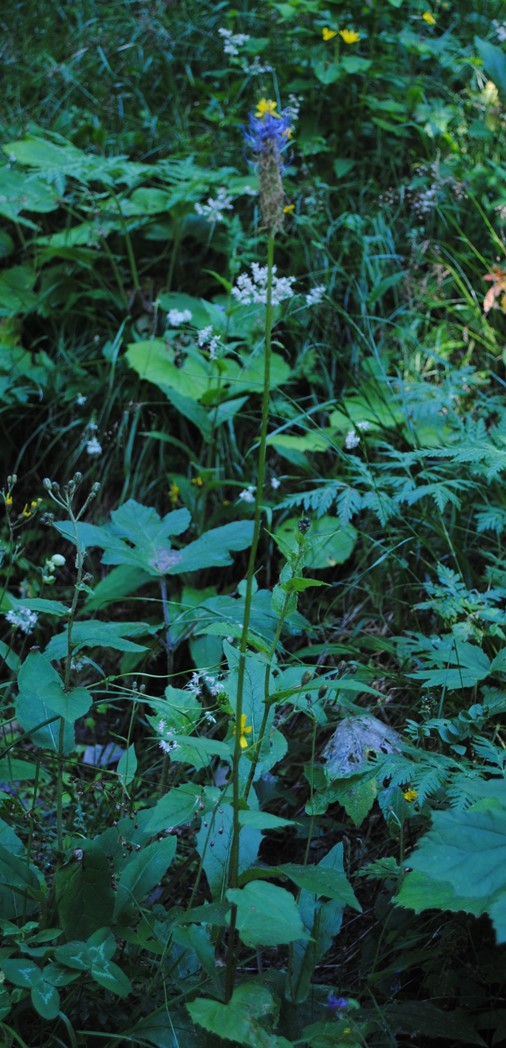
339;29;360;44
191;476;204;487
233;714;253;750
403;788;418;803
422;11;436;24
283;203;295;214
5;494;13;507
255;98;280;120
322;27;338;41
169;482;180;506
21;499;41;519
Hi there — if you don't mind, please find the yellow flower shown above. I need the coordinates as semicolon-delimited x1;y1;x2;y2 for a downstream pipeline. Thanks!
403;788;418;803
422;11;436;24
283;203;295;214
5;494;13;507
322;27;338;41
21;498;41;518
169;482;180;506
339;29;360;44
255;98;280;120
233;714;253;750
191;476;204;487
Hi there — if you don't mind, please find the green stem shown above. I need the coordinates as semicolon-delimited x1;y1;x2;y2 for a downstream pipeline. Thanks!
244;545;306;803
225;232;275;1002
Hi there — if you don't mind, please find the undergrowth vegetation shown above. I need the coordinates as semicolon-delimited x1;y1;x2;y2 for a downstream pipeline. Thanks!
2;1;506;1045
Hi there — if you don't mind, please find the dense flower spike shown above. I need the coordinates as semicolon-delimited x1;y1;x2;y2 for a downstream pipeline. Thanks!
244;97;292;233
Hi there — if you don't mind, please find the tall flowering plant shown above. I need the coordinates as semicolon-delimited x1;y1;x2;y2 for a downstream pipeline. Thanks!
226;97;293;998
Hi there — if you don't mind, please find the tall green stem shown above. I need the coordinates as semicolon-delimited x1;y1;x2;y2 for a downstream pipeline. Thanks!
225;232;275;1001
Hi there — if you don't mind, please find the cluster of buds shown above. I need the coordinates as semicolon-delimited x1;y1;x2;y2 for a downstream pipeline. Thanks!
43;474;101;518
42;552;66;585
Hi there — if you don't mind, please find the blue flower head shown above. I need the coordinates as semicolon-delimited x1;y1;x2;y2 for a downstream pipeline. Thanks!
244;98;292;156
243;99;292;233
327;993;349;1012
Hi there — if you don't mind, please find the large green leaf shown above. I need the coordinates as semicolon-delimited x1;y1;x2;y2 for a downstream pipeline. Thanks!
147;783;204;834
407;636;490;689
395;786;506;941
241;856;360;911
274;517;357;570
188;983;293;1048
174;521;253;573
0;845;42;919
44;620;154;660
55;842;115;939
114;837;177;919
0;265;38;316
288;844;354;1005
226;882;309;947
16;652;74;752
196;805;261;900
127;340;211;401
55;500;252;577
0;167;60;225
475;37;506;99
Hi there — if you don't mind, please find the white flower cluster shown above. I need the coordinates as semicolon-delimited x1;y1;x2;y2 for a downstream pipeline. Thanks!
305;284;326;306
218;26;250;56
156;718;181;756
241;55;273;75
345;421;370;449
239;485;256;504
197;326;221;359
86;436;102;457
5;607;38;634
232;264;296;306
167;308;193;326
492;19;506;41
186;671;222;697
195;187;233;223
287;93;304;121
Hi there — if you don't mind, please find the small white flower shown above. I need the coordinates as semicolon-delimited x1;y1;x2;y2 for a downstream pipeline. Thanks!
270;476;281;490
195;187;233;223
50;553;66;567
75;393;87;406
187;671;202;693
167;308;193;327
356;420;370;432
157;718;167;733
345;429;360;449
159;739;180;754
86;436;102;456
5;608;38;634
204;711;217;724
305;284;326;306
239;486;256;504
